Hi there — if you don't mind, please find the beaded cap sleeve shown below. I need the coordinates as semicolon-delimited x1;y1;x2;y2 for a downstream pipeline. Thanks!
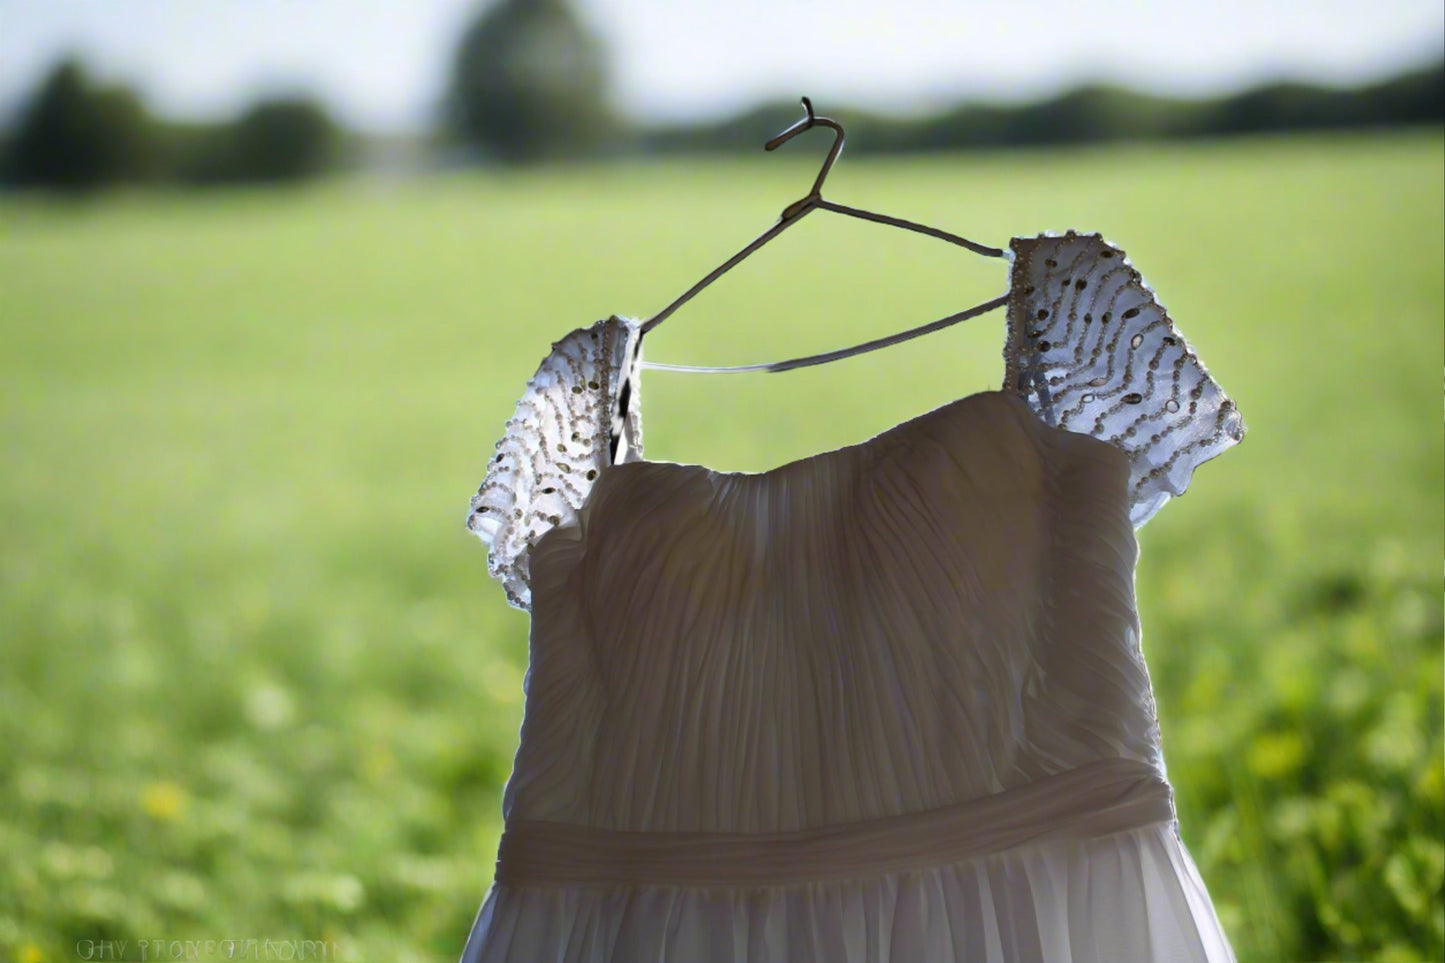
1004;232;1245;527
467;316;643;610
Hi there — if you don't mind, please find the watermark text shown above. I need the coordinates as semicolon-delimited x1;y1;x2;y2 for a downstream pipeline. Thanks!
76;939;340;961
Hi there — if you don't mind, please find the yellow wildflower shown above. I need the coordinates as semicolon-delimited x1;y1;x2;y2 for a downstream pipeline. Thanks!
140;780;187;821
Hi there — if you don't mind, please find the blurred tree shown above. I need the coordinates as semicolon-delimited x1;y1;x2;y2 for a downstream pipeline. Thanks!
3;57;158;190
445;0;616;163
640;61;1443;156
174;97;338;184
225;97;337;182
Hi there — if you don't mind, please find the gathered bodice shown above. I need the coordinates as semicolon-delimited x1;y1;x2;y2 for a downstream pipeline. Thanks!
498;392;1163;834
464;232;1246;835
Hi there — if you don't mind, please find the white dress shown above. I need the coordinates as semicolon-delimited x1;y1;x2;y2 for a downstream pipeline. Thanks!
461;233;1245;962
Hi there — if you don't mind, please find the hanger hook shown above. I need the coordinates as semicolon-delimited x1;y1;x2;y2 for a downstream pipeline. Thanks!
765;97;844;208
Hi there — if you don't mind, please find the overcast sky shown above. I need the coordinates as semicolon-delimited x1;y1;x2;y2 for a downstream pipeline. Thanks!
2;0;1441;132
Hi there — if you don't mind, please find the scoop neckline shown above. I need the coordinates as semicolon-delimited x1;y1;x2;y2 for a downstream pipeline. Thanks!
534;390;1015;572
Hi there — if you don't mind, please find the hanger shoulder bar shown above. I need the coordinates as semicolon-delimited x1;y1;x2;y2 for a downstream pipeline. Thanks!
814;200;1006;259
641;293;1009;375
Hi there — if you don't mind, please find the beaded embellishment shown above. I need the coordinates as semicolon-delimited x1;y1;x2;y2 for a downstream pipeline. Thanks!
467;316;643;610
1005;232;1245;526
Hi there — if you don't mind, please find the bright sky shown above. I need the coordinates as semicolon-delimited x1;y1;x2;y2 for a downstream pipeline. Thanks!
1;0;1441;132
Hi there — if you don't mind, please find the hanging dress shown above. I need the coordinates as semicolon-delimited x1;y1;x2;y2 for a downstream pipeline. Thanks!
460;232;1245;963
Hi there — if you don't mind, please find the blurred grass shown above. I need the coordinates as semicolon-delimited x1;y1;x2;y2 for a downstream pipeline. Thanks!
1;130;1441;962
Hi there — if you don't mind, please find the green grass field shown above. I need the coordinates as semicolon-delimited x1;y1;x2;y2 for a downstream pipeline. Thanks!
2;130;1441;963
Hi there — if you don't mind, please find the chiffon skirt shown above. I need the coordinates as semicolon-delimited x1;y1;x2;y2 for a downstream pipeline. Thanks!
461;823;1232;963
460;759;1235;962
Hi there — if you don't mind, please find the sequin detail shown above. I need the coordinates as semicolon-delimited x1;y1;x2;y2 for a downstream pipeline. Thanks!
1004;232;1245;526
467;316;643;609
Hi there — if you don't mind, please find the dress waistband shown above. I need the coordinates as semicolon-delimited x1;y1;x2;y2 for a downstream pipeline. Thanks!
494;757;1174;888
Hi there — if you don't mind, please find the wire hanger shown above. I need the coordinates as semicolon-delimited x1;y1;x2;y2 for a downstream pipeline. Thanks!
640;98;1011;374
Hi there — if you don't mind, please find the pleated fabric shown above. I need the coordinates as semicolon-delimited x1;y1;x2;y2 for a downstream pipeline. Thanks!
461;391;1235;962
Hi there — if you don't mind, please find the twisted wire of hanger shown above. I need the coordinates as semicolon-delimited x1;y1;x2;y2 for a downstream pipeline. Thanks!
641;294;1008;374
639;98;1006;338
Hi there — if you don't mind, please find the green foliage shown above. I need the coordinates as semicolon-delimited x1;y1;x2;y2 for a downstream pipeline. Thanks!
643;61;1445;154
445;0;616;163
0;133;1440;962
178;98;339;185
2;58;160;190
2;58;340;192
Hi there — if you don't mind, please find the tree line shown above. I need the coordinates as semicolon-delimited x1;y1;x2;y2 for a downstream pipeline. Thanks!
3;0;1441;192
642;62;1445;155
1;58;339;191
